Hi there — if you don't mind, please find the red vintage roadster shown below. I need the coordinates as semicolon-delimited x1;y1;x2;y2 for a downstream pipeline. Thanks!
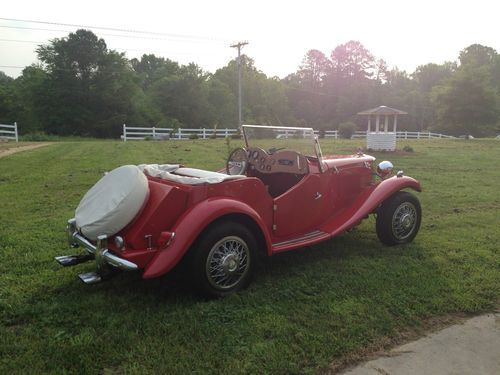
56;125;422;297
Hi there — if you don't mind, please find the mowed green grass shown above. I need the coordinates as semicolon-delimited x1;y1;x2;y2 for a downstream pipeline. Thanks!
0;139;499;374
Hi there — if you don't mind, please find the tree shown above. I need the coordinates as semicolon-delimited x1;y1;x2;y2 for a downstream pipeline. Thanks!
131;54;180;90
297;49;330;88
431;45;500;136
36;29;141;137
0;72;17;124
151;63;211;128
459;44;497;67
330;40;375;81
13;65;49;133
213;56;290;126
432;67;499;136
411;63;455;130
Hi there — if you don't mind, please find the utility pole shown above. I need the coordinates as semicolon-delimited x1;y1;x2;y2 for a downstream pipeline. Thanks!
230;41;248;127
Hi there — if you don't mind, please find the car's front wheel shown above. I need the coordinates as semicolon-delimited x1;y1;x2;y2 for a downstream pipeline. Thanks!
376;191;422;246
191;222;256;298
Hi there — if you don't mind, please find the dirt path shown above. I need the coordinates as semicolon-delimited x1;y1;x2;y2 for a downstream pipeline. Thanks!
0;143;51;159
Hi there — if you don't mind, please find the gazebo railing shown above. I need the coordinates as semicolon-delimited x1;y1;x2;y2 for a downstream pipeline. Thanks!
354;131;455;139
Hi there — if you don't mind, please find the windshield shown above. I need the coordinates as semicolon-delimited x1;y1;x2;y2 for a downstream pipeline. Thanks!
242;125;322;160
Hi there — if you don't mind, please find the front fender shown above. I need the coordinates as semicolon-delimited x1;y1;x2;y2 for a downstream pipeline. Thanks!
142;198;272;279
326;175;421;236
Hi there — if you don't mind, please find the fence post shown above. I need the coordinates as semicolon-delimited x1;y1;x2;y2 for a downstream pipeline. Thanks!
405;131;407;139
203;128;206;139
152;126;156;139
178;128;182;140
428;131;431;139
417;132;420;140
123;124;127;142
225;128;229;137
14;122;18;142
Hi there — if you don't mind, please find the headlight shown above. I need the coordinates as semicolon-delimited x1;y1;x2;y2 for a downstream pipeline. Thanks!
377;160;393;179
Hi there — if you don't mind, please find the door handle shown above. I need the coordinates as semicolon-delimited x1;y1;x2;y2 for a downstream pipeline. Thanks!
314;192;322;200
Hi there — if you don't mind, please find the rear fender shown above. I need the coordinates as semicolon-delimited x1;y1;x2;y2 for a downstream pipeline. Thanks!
142;198;272;279
327;175;421;236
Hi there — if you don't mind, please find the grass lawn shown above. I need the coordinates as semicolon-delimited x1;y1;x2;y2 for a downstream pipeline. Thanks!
0;139;498;374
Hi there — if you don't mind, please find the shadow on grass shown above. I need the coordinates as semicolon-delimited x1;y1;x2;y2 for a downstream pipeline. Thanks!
40;231;448;312
2;233;461;375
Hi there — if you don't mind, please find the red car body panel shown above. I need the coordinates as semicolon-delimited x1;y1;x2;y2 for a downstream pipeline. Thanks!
105;153;421;280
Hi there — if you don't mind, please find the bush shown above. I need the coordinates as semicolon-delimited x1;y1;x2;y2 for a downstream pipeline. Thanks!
403;145;414;152
189;133;199;140
20;131;54;142
338;122;357;139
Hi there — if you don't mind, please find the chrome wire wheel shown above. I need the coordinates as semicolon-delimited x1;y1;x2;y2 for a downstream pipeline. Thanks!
205;236;250;290
376;191;421;246
391;202;418;240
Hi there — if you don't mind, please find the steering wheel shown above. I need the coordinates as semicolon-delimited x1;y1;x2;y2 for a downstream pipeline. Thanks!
268;147;286;155
226;147;249;175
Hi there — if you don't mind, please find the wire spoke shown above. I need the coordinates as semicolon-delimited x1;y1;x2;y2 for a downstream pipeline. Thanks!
205;236;250;290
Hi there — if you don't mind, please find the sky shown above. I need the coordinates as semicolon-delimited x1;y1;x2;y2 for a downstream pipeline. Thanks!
1;0;499;79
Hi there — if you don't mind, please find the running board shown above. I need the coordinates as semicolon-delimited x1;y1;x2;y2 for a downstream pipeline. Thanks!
272;230;330;252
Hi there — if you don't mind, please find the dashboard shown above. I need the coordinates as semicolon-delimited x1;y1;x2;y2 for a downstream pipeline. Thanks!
246;147;308;174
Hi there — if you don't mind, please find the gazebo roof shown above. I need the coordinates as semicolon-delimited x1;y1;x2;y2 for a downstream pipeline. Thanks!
357;105;408;116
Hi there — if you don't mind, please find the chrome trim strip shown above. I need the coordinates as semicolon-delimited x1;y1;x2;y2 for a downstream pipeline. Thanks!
102;250;138;270
73;232;97;254
273;230;327;248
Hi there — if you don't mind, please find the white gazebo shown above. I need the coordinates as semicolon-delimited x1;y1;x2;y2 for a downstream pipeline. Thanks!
357;106;407;151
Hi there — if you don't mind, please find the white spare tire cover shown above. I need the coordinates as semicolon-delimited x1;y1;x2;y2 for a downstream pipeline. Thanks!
75;165;149;241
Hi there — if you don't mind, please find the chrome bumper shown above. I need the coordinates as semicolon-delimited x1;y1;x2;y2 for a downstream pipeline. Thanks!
55;218;138;283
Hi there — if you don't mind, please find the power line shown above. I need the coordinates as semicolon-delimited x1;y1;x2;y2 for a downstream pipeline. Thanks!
0;37;227;57
0;17;229;43
0;25;226;44
0;38;43;44
0;65;25;69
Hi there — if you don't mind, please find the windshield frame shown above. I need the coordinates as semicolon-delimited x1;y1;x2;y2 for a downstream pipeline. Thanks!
241;124;324;172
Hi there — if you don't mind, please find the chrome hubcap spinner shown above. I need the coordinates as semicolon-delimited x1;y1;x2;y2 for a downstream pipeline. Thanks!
392;202;417;240
206;236;249;290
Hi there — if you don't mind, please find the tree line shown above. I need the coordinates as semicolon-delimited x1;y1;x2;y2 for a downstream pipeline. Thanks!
0;29;499;138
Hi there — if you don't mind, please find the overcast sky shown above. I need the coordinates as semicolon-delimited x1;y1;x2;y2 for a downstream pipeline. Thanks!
1;0;499;78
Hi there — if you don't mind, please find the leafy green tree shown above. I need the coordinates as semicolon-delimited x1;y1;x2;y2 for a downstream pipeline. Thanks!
207;78;237;127
212;56;290;126
150;63;211;128
297;50;330;88
0;72;17;124
131;54;180;91
459;44;497;67
432;67;499;136
13;65;48;133
36;29;141;137
330;41;375;81
411;63;455;131
430;44;500;136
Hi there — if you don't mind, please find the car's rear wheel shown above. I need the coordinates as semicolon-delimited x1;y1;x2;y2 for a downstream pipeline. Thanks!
376;191;421;246
191;222;256;298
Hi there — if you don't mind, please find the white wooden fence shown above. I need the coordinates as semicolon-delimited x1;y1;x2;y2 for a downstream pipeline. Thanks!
121;124;455;141
0;122;18;142
121;124;238;141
